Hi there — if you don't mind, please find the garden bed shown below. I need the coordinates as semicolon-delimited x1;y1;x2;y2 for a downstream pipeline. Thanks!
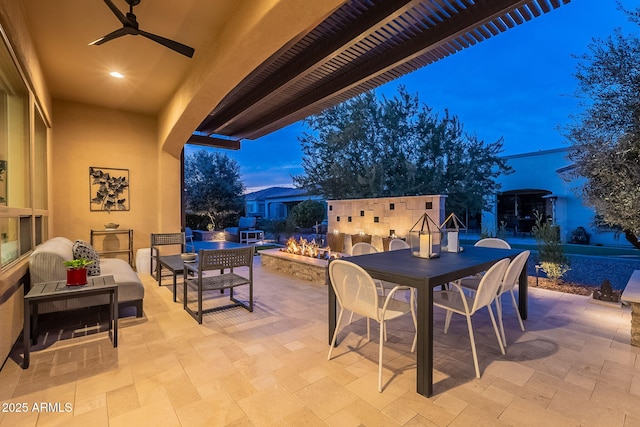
528;276;597;296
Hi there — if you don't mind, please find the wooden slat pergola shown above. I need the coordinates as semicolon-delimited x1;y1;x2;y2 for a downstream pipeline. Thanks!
195;0;570;144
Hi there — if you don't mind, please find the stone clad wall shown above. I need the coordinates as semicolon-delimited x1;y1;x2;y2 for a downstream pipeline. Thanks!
260;249;328;286
326;195;446;239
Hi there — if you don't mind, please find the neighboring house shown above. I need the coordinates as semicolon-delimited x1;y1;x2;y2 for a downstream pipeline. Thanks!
245;187;324;220
482;148;632;247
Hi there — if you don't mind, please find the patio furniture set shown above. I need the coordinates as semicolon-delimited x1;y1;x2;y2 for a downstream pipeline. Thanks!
36;230;640;401
151;231;255;324
328;238;529;396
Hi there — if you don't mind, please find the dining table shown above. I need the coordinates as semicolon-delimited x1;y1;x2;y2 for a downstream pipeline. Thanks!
328;245;526;398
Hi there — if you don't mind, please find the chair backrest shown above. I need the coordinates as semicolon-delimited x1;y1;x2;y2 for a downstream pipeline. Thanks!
474;238;511;249
185;227;193;238
329;260;380;320
471;258;510;313
388;239;410;251
351;242;378;256
150;232;185;249
197;246;254;272
500;250;530;294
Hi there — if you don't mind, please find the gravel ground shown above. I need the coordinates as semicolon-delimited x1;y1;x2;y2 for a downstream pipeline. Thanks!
526;251;640;291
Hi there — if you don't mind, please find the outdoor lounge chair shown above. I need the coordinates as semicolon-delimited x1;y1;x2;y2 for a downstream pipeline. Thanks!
183;246;254;324
224;216;257;243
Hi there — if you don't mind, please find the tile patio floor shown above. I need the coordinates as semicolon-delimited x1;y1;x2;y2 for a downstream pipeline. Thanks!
1;256;639;426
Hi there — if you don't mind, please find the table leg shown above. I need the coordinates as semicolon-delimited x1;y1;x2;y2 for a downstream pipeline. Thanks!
518;268;528;320
113;287;118;347
23;300;30;369
415;284;434;397
173;273;177;302
32;303;39;345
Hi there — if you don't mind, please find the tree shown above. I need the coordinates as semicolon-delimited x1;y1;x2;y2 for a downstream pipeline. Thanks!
184;150;245;230
289;199;326;228
565;6;640;249
293;86;511;216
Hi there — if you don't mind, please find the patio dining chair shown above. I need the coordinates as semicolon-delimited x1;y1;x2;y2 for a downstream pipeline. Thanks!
351;242;378;255
185;227;195;252
475;238;511;249
433;258;510;378
328;260;417;392
150;232;186;283
183;246;254;324
457;237;512;285
458;251;529;346
386;238;416;345
388;238;410;251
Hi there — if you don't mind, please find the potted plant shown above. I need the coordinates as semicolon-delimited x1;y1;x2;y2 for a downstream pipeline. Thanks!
63;258;94;286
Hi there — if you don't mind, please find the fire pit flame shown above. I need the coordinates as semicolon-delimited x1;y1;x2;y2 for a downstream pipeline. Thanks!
280;237;337;260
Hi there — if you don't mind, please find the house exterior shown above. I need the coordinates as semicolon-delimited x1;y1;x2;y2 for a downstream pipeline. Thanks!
0;0;572;372
245;187;324;220
482;148;631;247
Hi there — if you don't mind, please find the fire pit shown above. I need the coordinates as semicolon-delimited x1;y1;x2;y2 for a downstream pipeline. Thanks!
280;237;337;260
261;238;344;285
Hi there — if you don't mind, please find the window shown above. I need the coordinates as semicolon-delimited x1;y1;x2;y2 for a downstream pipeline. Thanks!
0;34;49;267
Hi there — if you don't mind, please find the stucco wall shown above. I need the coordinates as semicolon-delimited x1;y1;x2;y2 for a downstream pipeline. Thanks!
50;100;180;261
484;148;632;247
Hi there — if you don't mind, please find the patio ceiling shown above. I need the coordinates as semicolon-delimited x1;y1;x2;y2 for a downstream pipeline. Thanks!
197;0;570;141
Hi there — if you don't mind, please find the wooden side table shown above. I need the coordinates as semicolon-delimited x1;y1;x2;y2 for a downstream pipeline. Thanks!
90;229;134;266
23;276;118;369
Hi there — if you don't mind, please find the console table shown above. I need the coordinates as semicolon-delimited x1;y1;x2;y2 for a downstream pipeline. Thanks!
91;229;133;266
23;275;118;369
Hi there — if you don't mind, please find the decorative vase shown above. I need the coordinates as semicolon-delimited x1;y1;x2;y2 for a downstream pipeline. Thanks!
66;268;87;286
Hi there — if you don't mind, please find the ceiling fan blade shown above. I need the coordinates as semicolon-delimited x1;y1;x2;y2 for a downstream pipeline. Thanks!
139;30;195;58
89;27;135;46
102;0;131;26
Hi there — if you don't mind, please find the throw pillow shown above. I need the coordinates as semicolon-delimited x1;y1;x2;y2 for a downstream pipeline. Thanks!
72;240;101;276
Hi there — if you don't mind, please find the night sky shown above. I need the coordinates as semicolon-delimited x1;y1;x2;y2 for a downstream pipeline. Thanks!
185;0;638;193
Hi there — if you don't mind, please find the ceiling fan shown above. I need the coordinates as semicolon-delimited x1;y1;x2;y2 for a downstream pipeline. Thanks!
89;0;195;58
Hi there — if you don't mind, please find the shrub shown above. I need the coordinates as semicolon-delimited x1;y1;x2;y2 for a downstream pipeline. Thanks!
289;200;326;228
532;211;570;282
569;226;591;245
261;219;289;243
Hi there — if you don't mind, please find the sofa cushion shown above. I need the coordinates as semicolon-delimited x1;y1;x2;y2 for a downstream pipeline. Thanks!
238;216;256;230
72;240;101;276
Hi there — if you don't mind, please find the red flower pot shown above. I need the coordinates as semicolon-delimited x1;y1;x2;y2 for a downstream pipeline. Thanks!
66;268;87;286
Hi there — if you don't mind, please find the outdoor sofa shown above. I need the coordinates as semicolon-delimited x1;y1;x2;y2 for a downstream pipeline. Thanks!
28;237;144;317
224;216;257;243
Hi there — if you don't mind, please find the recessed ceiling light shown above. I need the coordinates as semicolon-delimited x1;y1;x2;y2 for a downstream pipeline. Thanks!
109;71;124;79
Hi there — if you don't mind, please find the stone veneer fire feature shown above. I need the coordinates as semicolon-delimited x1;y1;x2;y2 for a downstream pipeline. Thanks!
260;248;334;286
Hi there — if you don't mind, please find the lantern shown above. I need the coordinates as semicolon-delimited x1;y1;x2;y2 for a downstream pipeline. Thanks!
409;213;441;259
440;212;467;253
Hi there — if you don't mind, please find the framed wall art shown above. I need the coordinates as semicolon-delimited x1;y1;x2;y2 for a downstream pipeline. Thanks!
89;166;130;212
